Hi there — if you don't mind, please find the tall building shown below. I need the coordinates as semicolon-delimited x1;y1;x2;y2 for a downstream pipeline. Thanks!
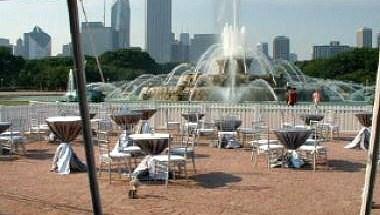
190;34;218;63
24;26;51;59
81;22;113;56
171;33;190;62
180;33;190;46
146;0;172;63
273;36;290;61
0;38;13;54
14;38;25;57
289;53;297;63
111;0;130;49
256;42;269;57
62;42;72;56
356;27;372;48
312;41;351;60
377;32;380;48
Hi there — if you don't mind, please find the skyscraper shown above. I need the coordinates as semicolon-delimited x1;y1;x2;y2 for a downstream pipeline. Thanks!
62;42;72;56
146;0;172;63
273;36;289;61
312;41;351;60
356;27;372;48
14;38;25;57
24;26;51;59
289;53;297;63
0;38;13;54
256;42;269;57
81;22;113;56
111;0;130;49
190;34;218;63
171;32;190;62
180;33;190;46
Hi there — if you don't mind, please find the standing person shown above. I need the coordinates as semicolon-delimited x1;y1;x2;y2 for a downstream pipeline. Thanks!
288;87;297;106
312;89;321;107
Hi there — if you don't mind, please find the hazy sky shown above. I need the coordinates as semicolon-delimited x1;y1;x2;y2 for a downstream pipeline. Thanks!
1;0;380;60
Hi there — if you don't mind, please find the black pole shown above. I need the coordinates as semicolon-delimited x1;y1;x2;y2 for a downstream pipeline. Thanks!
66;0;103;214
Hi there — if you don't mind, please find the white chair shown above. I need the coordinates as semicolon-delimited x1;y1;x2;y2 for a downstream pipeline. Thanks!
152;135;187;187
250;123;283;168
298;120;328;171
0;131;26;155
320;110;339;140
97;131;133;183
196;120;217;145
26;118;49;141
169;131;197;173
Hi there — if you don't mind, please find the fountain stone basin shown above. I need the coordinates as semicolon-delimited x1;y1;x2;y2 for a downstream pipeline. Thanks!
131;109;157;120
214;119;242;132
181;112;205;123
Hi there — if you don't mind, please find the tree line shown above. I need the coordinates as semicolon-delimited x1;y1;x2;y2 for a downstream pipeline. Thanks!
0;46;378;91
0;47;178;91
296;48;379;86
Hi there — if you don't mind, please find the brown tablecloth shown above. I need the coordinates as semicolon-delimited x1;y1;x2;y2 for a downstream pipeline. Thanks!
215;120;242;132
299;114;324;125
355;113;372;127
274;128;312;150
46;117;82;142
111;113;141;129
131;109;157;120
182;112;205;123
134;139;168;155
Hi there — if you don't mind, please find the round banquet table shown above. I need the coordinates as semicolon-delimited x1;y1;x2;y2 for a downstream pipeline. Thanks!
356;112;372;128
345;112;372;150
111;112;142;151
299;114;324;126
215;119;242;132
182;112;205;123
131;109;157;134
46;116;86;174
273;128;312;150
129;133;170;155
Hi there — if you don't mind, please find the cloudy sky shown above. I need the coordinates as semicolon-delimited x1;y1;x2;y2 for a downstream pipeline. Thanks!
0;0;380;60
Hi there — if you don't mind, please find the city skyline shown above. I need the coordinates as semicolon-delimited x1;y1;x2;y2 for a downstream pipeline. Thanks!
0;0;380;60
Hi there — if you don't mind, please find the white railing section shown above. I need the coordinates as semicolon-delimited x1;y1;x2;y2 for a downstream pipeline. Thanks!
0;101;372;133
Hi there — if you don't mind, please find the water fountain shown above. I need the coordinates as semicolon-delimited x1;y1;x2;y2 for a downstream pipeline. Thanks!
63;69;78;102
61;69;107;102
103;0;374;104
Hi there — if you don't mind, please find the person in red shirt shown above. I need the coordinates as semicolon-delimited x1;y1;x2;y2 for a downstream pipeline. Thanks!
287;87;297;106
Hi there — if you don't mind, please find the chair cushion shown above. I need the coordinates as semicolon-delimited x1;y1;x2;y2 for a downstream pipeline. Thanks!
197;128;216;134
152;155;185;162
170;147;194;155
258;145;284;151
109;151;131;158
122;146;142;153
238;128;255;134
250;139;279;145
299;145;326;151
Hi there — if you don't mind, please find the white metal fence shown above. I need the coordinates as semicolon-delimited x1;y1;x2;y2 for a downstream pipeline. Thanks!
0;101;372;133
